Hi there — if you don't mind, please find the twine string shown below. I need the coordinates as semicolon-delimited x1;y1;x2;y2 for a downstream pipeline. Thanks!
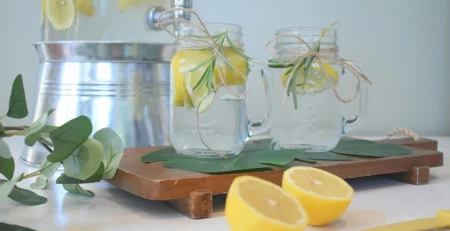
155;8;254;158
386;128;421;141
264;33;373;105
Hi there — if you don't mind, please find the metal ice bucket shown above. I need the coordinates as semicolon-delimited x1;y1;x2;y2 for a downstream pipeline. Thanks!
21;41;176;166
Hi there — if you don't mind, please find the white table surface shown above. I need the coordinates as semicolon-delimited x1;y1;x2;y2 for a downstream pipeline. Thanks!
1;136;449;231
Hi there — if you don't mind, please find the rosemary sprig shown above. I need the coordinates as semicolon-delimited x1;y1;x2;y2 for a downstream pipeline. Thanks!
187;30;251;95
270;22;337;109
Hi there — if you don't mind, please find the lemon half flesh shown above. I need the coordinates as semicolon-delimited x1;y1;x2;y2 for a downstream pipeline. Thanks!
282;166;354;226
225;176;308;231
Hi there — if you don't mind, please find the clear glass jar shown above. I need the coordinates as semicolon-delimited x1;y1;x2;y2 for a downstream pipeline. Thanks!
268;27;368;152
169;22;272;158
40;0;172;42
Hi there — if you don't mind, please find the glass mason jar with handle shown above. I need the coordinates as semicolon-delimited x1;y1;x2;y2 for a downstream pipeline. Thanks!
268;27;368;152
169;22;272;158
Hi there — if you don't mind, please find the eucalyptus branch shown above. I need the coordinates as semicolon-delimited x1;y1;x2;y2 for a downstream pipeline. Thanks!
0;74;124;205
39;139;54;153
3;126;27;131
4;130;27;137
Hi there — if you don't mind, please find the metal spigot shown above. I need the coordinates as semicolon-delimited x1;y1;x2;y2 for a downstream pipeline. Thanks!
147;0;193;30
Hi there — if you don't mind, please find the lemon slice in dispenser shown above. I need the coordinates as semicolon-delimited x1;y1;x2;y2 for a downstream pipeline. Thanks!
46;0;76;31
75;0;95;17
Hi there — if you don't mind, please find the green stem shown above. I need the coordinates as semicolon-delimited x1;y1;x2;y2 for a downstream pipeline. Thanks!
0;114;6;120
21;160;56;180
3;126;27;131
4;130;27;136
22;171;42;180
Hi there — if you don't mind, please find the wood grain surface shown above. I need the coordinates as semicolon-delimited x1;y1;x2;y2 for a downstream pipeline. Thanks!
104;137;443;201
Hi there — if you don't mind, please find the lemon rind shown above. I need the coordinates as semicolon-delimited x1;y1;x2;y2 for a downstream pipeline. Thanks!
232;175;309;228
284;166;354;201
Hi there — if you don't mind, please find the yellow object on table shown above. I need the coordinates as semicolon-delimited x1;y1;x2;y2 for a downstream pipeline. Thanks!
282;166;354;226
362;210;450;231
225;175;308;231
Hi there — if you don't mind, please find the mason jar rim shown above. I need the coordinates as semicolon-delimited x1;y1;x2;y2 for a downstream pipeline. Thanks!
275;26;337;38
176;21;244;47
177;21;242;36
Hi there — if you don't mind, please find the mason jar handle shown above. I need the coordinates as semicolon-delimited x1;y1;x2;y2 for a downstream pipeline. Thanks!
247;59;272;137
342;61;368;135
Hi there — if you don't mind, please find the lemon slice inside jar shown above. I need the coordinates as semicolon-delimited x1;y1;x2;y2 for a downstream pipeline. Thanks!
171;48;247;113
46;0;76;31
183;65;216;114
281;63;339;93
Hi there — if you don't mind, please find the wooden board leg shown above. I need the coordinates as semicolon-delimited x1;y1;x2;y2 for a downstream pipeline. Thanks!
165;190;213;219
384;166;430;185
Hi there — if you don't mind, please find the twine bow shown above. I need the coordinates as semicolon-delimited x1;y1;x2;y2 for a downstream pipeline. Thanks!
264;23;373;106
155;8;253;158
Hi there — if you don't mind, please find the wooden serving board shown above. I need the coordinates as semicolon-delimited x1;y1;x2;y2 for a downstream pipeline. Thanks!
104;137;443;219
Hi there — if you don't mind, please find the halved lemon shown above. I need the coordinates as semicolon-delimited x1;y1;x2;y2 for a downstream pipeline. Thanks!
225;175;308;231
281;62;338;93
46;0;76;31
282;166;354;226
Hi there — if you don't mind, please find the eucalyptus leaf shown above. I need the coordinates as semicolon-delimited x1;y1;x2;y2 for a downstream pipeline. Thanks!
29;157;61;190
0;122;4;136
25;109;56;146
63;184;95;197
0;174;22;202
0;156;14;180
62;138;104;180
331;139;411;157
38;125;59;137
0;222;36;231
8;184;47;205
0;138;11;159
56;162;104;184
7;74;28;119
40;158;60;179
30;176;48;190
93;128;124;179
47;115;93;162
